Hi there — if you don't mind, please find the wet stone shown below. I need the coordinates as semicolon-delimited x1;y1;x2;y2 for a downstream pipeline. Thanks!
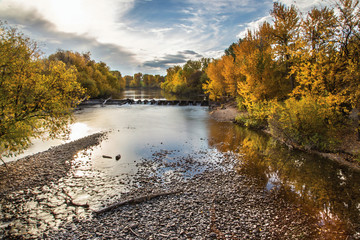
0;132;341;239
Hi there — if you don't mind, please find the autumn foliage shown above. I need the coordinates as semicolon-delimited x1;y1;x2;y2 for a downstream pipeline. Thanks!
49;50;126;98
162;59;210;96
203;0;360;151
0;23;85;158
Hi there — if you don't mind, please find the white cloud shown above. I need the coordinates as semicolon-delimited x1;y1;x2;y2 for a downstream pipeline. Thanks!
2;0;308;74
185;0;260;13
236;0;333;39
278;0;330;12
236;15;272;39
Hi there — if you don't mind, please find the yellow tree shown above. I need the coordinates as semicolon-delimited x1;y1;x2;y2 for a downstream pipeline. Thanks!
270;1;360;148
221;55;243;97
0;23;85;160
204;59;226;101
235;22;284;104
302;7;338;57
291;1;360;110
271;2;300;91
49;50;123;98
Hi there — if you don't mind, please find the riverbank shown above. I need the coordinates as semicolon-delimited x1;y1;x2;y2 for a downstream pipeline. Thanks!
45;147;325;239
210;101;360;171
209;101;240;122
1;131;337;239
47;171;321;239
0;132;106;198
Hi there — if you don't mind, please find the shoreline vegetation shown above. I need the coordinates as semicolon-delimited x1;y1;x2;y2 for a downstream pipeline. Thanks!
209;100;360;171
200;0;360;170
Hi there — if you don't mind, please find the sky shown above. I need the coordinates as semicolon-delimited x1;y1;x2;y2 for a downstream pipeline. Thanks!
0;0;330;75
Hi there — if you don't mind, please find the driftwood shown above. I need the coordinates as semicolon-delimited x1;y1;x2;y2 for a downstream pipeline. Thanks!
126;226;143;238
94;190;182;214
62;188;89;208
102;97;112;106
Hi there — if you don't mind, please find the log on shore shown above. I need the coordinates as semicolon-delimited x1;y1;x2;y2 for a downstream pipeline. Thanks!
94;190;182;214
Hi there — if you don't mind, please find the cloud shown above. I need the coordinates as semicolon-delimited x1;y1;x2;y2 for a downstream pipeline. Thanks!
0;7;139;74
142;50;203;70
0;0;135;37
236;0;333;39
0;0;290;75
278;0;330;12
185;0;265;14
236;15;272;39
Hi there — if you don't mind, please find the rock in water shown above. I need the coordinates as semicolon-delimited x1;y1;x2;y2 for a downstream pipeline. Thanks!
115;154;121;160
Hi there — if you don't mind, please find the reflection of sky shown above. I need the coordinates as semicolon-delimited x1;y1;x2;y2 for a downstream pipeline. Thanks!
3;118;98;162
69;123;91;141
75;105;211;175
4;105;211;172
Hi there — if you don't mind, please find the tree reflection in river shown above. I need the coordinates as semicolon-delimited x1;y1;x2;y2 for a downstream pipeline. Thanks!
208;120;360;237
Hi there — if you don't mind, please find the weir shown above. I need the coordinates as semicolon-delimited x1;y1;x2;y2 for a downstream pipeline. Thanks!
80;99;210;106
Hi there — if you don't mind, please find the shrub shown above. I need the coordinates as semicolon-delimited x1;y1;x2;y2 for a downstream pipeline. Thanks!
235;100;271;129
268;96;343;151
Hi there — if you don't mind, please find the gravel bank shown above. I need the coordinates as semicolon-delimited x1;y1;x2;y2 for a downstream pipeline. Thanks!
46;172;319;239
1;130;345;239
44;149;322;239
209;102;241;122
0;133;106;199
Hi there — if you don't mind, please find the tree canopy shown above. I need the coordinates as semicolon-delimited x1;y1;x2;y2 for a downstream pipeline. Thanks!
49;50;125;98
161;59;210;96
0;23;85;159
203;0;360;151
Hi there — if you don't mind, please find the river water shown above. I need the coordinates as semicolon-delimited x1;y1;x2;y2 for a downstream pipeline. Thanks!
2;89;360;237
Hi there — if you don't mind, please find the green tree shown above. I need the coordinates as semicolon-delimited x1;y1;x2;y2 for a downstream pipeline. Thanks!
0;23;85;161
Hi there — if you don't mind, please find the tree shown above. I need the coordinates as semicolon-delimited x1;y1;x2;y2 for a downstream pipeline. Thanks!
161;58;211;95
130;72;142;88
49;50;124;98
204;59;226;100
124;75;133;87
271;2;300;91
221;55;242;96
0;23;85;161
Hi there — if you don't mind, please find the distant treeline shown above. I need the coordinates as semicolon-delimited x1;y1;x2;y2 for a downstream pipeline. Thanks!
124;73;165;89
161;58;211;96
49;50;167;99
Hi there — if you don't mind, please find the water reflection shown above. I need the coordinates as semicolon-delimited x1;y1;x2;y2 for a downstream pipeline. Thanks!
118;88;205;101
74;105;210;176
208;120;360;236
118;88;166;100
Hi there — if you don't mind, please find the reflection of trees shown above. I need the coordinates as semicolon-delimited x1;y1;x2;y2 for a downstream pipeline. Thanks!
208;120;360;233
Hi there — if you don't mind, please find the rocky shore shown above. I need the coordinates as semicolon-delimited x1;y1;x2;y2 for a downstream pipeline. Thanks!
0;130;348;239
209;101;240;122
0;132;106;198
46;171;320;239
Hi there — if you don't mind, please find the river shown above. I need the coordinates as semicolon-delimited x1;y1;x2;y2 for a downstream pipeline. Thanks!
1;89;360;237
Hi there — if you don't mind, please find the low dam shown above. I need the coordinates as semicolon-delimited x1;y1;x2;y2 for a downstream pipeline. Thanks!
80;99;210;106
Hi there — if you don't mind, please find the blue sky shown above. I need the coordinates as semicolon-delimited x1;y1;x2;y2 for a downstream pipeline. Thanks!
0;0;327;75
